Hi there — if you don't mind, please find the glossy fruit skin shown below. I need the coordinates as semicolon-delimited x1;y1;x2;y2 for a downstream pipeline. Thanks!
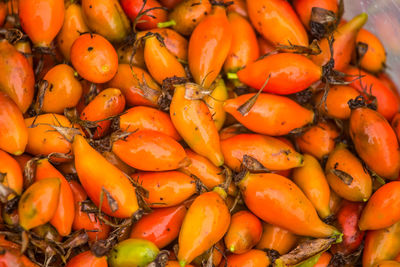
221;134;303;172
356;29;386;73
330;201;365;255
0;2;6;26
0;40;35;113
350;107;400;180
24;114;77;160
180;149;237;196
108;238;159;267
169;0;212;36
345;66;400;121
19;0;64;47
66;251;108;267
224;210;262;254
42;64;83;113
107;64;161;107
292;0;338;29
160;0;183;8
170;84;224;167
136;171;196;208
359;181;400;231
81;88;125;139
314;85;361;120
69;180;111;242
119;106;180;140
113;130;187;171
221;249;270;267
73;135;139;218
137;28;188;61
325;144;372;202
224;12;259;73
237;53;321;95
178;191;230;266
0;92;28;156
144;35;186;85
82;0;130;43
18;178;61;230
224;93;314;136
238;172;339;238
123;0;167;30
192;240;224;267
247;0;308;46
35;159;74;236
57;3;89;61
312;13;367;71
204;77;228;131
256;223;297;255
292;154;331;218
0;149;23;196
296;121;339;160
130;205;187;248
363;221;400;267
314;252;332;267
188;6;232;88
71;33;118;84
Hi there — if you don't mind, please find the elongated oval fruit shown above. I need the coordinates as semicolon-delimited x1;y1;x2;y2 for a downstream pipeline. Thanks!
292;154;331;218
256;223;298;255
224;210;263;254
19;178;61;230
224;93;314;136
345;66;400;121
325;144;372;202
144;35;186;85
170;83;224;167
357;29;386;73
221;134;303;172
0;40;34;113
57;3;89;61
330;201;365;255
311;13;368;71
180;149;237;196
363;221;400;267
112;130;187;171
0;92;28;155
81;0;131;43
73;135;139;218
247;0;308;46
35;159;74;236
19;0;64;47
224;12;259;73
188;6;232;88
130;205;187;248
178;190;230;266
136;171;196;208
293;0;338;30
237;53;321;95
66;250;107;267
359;181;400;231
350;107;400;180
108;238;159;267
25;114;78;160
237;172;340;238
119;106;180;141
0;149;23;199
204;77;228;131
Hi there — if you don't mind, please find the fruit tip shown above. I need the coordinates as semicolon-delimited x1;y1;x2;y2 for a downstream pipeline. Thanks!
179;260;187;267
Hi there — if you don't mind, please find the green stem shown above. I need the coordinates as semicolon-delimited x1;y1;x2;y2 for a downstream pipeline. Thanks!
157;20;176;28
227;72;238;80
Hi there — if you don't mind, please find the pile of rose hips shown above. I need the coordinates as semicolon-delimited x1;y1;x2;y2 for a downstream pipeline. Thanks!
0;0;399;266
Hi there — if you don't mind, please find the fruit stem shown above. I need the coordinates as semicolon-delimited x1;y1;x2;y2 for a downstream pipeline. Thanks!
157;20;176;28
